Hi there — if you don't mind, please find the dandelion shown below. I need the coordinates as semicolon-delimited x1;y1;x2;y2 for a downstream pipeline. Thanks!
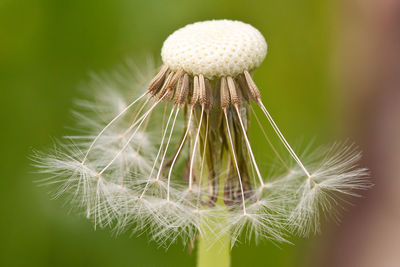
33;20;371;266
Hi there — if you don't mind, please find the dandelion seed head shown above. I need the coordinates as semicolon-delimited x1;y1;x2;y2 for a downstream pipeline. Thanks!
34;20;371;248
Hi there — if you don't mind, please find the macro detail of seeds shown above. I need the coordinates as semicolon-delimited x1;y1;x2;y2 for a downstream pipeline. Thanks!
34;20;371;246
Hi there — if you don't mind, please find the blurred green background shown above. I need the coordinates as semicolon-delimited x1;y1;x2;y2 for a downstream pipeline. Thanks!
0;0;334;266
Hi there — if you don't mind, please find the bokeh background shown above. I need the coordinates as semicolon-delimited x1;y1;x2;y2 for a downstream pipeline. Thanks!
1;0;399;266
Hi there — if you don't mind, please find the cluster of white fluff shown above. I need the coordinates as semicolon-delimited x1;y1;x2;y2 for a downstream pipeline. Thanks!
33;60;371;248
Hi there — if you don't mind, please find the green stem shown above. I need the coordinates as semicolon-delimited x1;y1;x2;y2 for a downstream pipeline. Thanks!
197;151;231;267
197;223;231;267
195;106;231;267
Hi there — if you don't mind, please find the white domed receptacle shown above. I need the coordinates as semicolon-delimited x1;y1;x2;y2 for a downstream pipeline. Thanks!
161;20;268;79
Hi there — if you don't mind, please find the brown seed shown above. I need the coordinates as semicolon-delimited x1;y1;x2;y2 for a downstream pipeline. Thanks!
147;65;169;96
220;77;230;110
204;78;213;112
199;74;212;111
180;74;190;106
237;74;250;103
191;76;200;106
165;84;175;102
243;70;261;103
158;72;174;100
199;74;206;107
168;68;184;90
174;74;189;107
227;76;241;108
173;76;183;105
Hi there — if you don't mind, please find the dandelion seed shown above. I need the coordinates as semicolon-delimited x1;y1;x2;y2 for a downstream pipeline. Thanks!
34;19;371;253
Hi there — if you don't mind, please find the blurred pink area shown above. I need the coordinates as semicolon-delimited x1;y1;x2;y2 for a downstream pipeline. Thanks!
315;0;400;266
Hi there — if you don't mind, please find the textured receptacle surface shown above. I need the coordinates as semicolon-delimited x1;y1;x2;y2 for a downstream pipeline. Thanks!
161;20;268;79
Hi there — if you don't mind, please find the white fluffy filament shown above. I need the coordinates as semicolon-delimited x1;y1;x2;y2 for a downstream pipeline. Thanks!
189;106;204;190
234;107;264;187
167;108;193;201
224;111;247;214
156;108;180;181
259;102;311;177
98;96;163;175
82;92;147;164
140;106;176;198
